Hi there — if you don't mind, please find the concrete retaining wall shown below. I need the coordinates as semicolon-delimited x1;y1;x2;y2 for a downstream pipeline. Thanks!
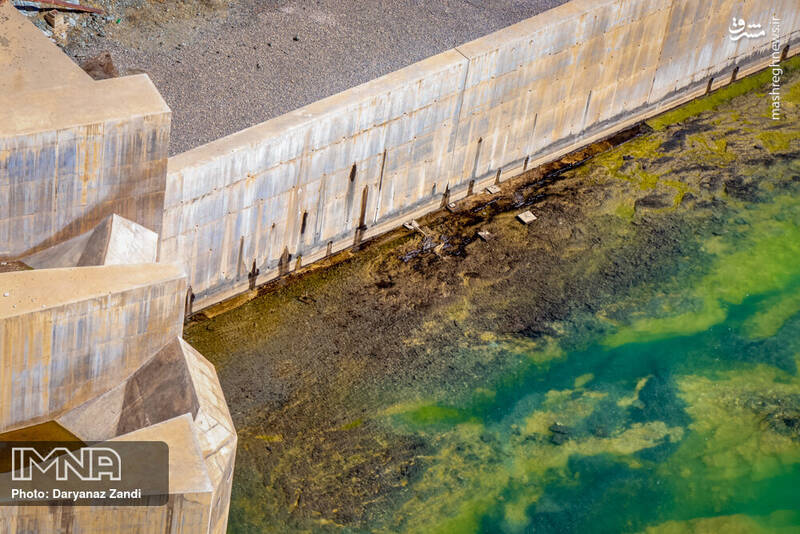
0;0;170;259
0;264;186;433
162;0;799;310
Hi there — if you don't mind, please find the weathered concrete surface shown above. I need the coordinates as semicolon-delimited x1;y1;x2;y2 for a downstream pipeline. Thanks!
161;49;470;308
0;263;186;433
0;269;236;532
1;4;237;530
53;339;237;534
161;0;800;311
0;414;229;533
22;214;159;269
0;0;170;259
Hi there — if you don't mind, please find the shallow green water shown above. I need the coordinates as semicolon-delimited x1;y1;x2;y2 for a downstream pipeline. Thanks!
379;190;800;534
188;59;800;533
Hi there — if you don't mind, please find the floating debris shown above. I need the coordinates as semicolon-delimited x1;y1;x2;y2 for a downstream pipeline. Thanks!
517;210;537;225
446;202;457;213
477;230;493;242
485;185;501;195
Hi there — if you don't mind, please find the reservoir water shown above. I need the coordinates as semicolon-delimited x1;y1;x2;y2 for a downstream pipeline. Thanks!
186;58;800;533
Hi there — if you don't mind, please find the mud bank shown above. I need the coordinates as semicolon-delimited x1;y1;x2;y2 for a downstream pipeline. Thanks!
186;58;800;533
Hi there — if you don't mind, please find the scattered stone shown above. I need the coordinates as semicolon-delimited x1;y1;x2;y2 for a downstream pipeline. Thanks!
297;295;316;304
516;210;537;225
477;230;493;242
548;422;572;445
80;51;119;80
485;185;501;195
44;10;66;37
293;35;299;41
549;422;570;434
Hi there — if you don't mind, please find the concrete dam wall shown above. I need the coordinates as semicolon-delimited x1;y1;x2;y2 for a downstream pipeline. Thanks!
0;6;170;258
0;3;236;532
160;0;800;311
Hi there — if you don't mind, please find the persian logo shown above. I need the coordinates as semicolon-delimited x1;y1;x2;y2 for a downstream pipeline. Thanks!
11;447;122;482
728;18;766;41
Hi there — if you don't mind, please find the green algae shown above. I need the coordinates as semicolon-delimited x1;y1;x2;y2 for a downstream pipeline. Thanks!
639;511;800;534
646;55;800;131
381;391;683;534
660;179;691;206
604;193;800;348
340;418;364;431
686;133;736;164
188;58;800;533
588;135;664;179
758;130;797;153
742;290;800;340
614;201;636;219
400;405;473;426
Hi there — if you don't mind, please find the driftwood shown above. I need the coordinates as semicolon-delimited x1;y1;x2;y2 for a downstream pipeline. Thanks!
15;0;103;15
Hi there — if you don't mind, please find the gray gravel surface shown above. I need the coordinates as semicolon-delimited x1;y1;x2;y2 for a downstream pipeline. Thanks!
64;0;568;155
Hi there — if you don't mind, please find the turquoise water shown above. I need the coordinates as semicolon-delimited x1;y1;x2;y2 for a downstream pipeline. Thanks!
189;59;800;533
379;190;800;533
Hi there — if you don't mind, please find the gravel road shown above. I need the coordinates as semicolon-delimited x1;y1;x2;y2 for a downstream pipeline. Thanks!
63;0;568;155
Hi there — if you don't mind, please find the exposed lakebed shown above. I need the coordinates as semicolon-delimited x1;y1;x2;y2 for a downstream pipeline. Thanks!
186;58;800;533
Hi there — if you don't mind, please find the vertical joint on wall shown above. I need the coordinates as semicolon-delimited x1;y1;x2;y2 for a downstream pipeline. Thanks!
185;286;195;318
354;186;369;249
373;149;387;224
279;247;292;276
471;137;483;180
523;156;530;172
781;44;789;61
495;168;501;184
300;211;308;235
730;66;739;83
237;236;245;278
706;77;714;95
249;260;259;290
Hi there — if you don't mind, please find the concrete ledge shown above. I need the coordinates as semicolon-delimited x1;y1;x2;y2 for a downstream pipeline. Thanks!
0;1;171;258
0;263;186;432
